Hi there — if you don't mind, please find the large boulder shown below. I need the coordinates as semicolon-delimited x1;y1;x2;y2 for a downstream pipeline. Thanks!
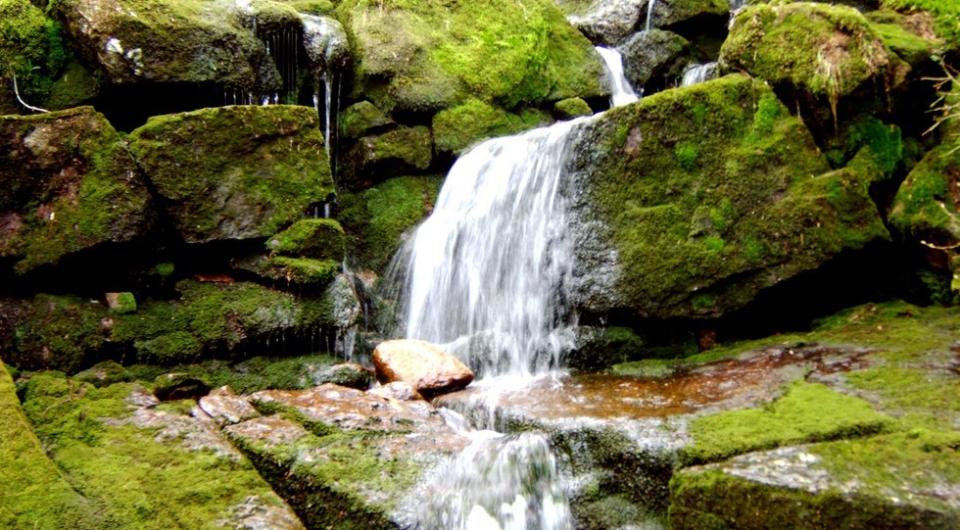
128;105;333;243
566;75;889;319
0;107;151;273
373;339;475;395
650;0;730;29
720;3;907;131
336;0;606;114
52;0;279;91
561;0;647;46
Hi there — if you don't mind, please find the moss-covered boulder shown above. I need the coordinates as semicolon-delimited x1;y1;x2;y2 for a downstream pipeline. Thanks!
19;372;305;529
882;0;960;50
235;254;342;288
129;105;333;243
52;0;279;91
432;99;550;155
554;97;594;119
651;0;731;28
0;362;106;529
343;126;433;187
336;0;606;114
0;295;109;372
338;175;443;272
562;0;647;46
670;430;960;529
339;100;394;140
0;107;152;273
720;3;907;130
266;218;345;260
567;75;889;319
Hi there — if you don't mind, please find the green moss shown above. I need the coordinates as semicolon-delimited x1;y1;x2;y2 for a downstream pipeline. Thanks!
108;292;137;314
336;0;605;113
883;0;960;45
432;99;549;154
721;3;899;107
838;117;904;175
579;75;888;318
125;354;342;393
846;365;960;428
683;382;893;464
111;280;331;363
554;97;593;119
4;294;107;372
20;372;292;529
339;100;393;140
267;218;346;260
0;362;105;529
0;0;70;112
269;256;341;285
869;18;936;63
889;143;960;245
346;126;433;182
339;175;443;271
129;105;333;243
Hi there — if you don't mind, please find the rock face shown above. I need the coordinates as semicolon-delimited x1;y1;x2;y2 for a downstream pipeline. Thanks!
563;0;647;46
566;74;889;319
0;107;152;273
373;339;475;395
618;29;690;91
53;0;278;91
128;105;333;243
337;0;606;114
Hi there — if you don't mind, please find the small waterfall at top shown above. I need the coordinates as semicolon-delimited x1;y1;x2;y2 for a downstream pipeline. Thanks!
396;48;639;530
646;0;657;31
302;13;348;178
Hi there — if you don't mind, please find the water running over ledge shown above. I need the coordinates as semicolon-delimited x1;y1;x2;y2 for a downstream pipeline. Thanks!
396;47;638;379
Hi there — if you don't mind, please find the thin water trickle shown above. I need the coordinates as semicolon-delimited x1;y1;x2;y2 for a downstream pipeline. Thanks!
681;62;718;87
393;47;641;530
646;0;657;31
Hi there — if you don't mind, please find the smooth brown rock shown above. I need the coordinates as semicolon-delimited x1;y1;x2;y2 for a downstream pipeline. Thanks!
372;339;474;395
198;386;260;426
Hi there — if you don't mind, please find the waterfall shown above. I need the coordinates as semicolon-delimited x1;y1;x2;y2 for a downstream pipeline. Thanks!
681;62;718;87
596;47;640;106
646;0;657;31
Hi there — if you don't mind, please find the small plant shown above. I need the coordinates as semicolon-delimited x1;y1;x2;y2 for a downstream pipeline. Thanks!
924;62;960;155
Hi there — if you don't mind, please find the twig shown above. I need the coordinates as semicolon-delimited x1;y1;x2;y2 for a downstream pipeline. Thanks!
12;74;48;113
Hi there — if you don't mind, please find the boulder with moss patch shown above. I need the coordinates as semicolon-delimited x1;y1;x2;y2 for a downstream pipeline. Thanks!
566;75;889;319
267;218;345;260
336;0;606;114
618;29;690;92
0;107;152;273
720;3;907;133
129;105;333;243
339;100;394;140
343;126;433;187
433;99;550;155
52;0;280;91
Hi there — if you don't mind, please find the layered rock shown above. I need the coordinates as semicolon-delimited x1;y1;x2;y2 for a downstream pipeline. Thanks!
128;105;333;243
0;107;152;273
618;29;690;91
566;74;889;319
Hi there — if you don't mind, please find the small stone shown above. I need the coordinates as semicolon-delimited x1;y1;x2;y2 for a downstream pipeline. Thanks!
198;386;259;426
368;381;423;401
73;360;132;387
105;292;137;314
372;339;474;395
312;362;374;390
553;97;593;120
153;373;211;401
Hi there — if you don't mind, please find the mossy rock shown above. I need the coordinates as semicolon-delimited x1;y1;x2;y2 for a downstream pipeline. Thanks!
0;362;107;529
19;372;304;529
111;280;337;363
235;254;342;288
266;218;346;260
338;175;443;272
0;107;152;273
720;3;907;129
882;0;960;48
618;29;691;91
567;74;890;319
53;0;279;91
0;295;109;372
339;100;394;140
336;0;606;114
670;429;960;529
129;105;333;243
553;97;593;119
343;126;433;188
74;360;134;387
651;0;732;29
432;99;550;154
889;143;960;245
866;9;940;65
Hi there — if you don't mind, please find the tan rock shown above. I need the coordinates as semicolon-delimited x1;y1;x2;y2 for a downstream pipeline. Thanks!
368;381;423;401
198;386;260;426
372;339;474;395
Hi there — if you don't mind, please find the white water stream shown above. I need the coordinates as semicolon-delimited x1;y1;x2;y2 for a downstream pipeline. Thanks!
396;47;640;530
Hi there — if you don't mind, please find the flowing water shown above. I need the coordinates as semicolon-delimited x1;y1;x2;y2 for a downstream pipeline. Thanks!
396;47;640;530
681;62;718;87
646;0;657;31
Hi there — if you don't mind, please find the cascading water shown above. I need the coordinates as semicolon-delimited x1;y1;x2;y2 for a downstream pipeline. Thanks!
646;0;657;31
681;62;718;87
396;47;640;530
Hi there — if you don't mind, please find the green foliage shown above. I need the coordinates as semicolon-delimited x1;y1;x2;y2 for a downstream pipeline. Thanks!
884;0;960;45
683;382;893;465
433;99;548;154
267;218;346;260
0;0;70;111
